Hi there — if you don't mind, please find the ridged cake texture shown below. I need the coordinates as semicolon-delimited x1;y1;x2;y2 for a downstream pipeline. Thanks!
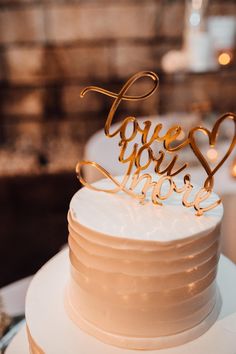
66;177;223;350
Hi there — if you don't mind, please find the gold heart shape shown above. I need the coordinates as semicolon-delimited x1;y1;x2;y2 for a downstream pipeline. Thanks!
188;113;236;190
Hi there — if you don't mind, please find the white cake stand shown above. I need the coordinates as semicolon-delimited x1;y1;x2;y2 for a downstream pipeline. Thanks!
6;250;236;354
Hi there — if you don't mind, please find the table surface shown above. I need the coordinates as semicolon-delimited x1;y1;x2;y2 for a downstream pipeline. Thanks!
0;276;33;317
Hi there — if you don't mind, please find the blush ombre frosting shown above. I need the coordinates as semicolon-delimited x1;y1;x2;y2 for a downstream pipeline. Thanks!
65;177;223;350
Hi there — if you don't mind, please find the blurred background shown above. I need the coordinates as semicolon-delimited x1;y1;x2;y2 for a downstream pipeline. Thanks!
0;0;236;292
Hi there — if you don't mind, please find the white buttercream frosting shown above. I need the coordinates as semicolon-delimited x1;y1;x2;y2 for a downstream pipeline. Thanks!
70;176;223;242
67;175;223;349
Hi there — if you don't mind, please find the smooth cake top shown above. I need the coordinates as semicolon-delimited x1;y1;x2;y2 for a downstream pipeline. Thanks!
70;176;223;242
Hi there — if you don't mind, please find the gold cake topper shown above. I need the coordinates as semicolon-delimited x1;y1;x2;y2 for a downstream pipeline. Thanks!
76;71;236;216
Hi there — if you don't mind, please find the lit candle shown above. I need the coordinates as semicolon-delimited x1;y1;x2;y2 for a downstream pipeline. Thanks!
218;52;232;66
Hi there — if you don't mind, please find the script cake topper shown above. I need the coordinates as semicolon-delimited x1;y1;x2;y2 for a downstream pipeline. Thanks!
76;71;236;216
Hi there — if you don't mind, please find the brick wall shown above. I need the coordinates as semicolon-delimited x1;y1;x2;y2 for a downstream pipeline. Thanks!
0;0;236;285
0;0;236;177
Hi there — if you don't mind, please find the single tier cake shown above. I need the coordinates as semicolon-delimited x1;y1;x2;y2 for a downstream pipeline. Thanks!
64;176;223;350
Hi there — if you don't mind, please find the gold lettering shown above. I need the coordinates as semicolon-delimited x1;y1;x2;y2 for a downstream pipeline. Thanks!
193;188;221;216
75;72;236;216
152;176;174;205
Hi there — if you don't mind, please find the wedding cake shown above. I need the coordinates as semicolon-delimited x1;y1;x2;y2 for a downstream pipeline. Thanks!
24;177;223;352
23;71;236;353
65;177;223;350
